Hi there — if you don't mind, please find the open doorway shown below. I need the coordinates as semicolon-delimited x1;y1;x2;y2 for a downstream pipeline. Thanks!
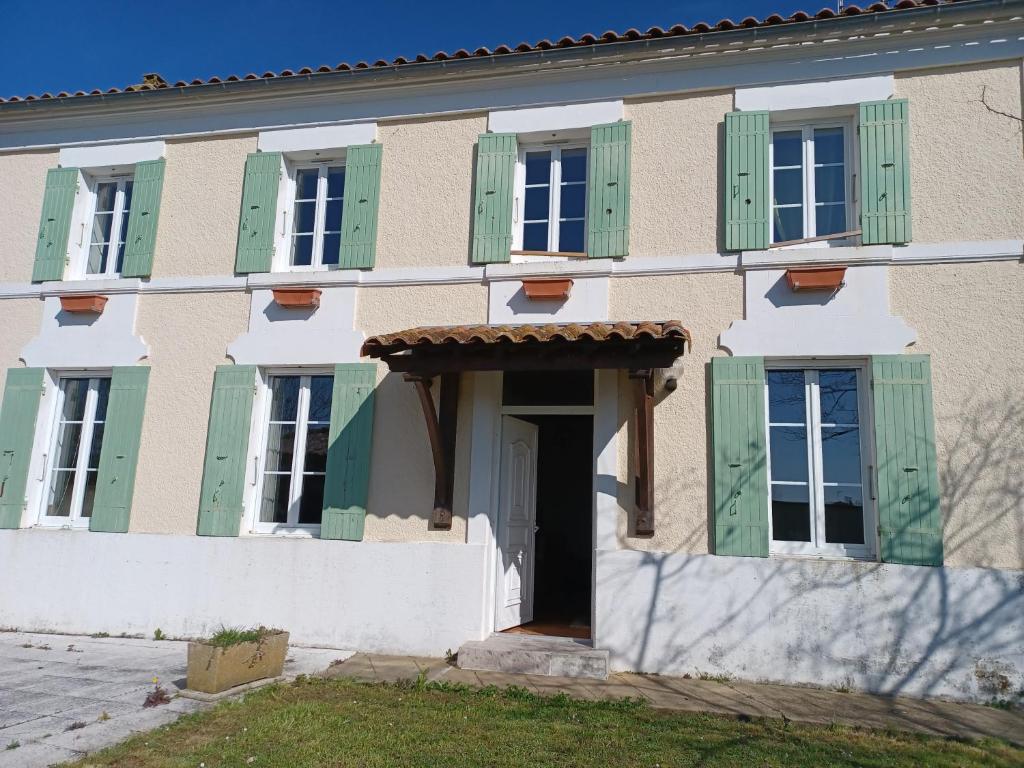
494;371;594;640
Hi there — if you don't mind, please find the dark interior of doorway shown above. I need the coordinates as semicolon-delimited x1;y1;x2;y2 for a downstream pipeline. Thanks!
505;414;593;640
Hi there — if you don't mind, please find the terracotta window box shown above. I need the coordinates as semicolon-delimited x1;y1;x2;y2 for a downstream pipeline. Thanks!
272;287;321;309
59;295;108;314
521;278;573;301
785;266;847;292
186;630;289;694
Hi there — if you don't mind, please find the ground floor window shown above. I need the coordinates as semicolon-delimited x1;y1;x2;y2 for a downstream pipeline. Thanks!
765;364;873;558
255;372;333;533
41;375;111;526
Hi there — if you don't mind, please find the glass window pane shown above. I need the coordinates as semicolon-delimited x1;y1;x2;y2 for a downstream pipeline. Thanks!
525;152;551;185
296;169;318;200
54;423;83;470
818;370;858;425
62;379;90;420
293;201;316;234
560;183;586;220
560;149;587;183
115;230;129;274
326;168;345;198
771;483;811;542
324;200;343;232
291;236;313;267
769;426;808;482
815;166;846;204
122;180;134;210
90;212;113;245
320;234;340;266
773;131;802;167
814;127;844;165
523;222;549;251
767;371;805;424
259;475;291;523
269;376;300;421
773;206;803;243
80;470;98;518
87;424;105;470
298;474;325;525
47;470;76;517
94;182;117;212
821;427;862;484
773;168;802;206
94;378;111;421
815;204;846;237
307;376;334;422
264;424;295;472
524;187;549;221
824;485;865;544
558;219;585;253
304;425;329;473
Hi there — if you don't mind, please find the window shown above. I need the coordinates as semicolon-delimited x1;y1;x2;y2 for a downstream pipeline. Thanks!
515;146;587;254
288;164;345;268
85;177;134;276
41;376;110;526
765;366;873;558
255;373;333;533
770;124;851;244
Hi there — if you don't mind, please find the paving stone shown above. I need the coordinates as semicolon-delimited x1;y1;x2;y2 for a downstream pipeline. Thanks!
0;741;80;768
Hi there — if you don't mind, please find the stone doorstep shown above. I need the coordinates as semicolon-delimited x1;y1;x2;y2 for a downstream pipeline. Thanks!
457;634;610;680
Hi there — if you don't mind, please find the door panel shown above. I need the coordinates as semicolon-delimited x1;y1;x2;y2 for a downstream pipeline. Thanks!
495;416;539;631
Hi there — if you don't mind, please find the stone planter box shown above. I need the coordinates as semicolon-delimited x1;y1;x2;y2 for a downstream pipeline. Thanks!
59;294;108;314
186;630;289;694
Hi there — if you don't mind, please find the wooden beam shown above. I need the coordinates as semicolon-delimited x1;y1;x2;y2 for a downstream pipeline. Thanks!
630;369;655;536
404;373;458;530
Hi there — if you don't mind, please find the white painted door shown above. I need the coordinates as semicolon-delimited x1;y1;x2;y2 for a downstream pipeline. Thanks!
494;416;539;632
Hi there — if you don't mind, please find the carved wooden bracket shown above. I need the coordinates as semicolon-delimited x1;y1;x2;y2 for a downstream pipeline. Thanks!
629;369;655;536
404;372;459;530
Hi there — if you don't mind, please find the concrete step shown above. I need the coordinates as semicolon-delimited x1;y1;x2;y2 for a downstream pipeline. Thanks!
457;634;609;680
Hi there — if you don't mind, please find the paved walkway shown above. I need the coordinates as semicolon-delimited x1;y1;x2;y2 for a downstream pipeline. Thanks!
0;631;348;768
324;653;1024;746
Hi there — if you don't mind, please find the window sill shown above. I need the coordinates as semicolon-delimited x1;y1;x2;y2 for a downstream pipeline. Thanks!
247;527;321;539
769;550;876;563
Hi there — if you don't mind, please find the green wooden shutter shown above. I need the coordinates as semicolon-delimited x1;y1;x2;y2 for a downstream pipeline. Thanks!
89;367;150;533
859;99;912;245
871;355;942;566
234;153;281;274
121;159;165;278
197;366;256;536
339;143;383;269
471;133;517;264
0;368;44;529
588;121;632;259
32;168;78;282
711;357;769;557
724;111;769;252
321;363;376;541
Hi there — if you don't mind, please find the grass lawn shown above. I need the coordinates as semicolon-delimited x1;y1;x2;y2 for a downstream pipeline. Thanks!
68;677;1022;767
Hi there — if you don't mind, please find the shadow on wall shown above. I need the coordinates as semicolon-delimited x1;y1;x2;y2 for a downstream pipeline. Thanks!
602;376;1024;703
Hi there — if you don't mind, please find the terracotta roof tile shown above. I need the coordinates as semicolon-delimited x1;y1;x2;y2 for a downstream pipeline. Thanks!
0;0;967;105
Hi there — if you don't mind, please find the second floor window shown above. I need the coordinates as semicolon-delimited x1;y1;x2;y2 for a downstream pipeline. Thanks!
290;165;345;268
770;125;850;244
87;177;134;276
516;146;588;254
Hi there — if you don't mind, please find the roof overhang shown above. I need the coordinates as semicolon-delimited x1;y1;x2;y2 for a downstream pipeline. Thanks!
361;321;690;375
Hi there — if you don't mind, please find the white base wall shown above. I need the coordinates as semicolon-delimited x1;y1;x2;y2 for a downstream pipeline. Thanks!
0;530;486;657
595;549;1024;703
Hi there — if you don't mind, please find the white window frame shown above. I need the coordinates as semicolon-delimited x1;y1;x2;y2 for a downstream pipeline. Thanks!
74;174;134;279
764;359;876;560
37;372;111;528
768;119;856;247
276;160;345;272
249;368;333;536
512;143;589;255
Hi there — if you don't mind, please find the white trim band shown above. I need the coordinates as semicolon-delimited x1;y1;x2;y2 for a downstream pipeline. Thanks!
58;140;166;169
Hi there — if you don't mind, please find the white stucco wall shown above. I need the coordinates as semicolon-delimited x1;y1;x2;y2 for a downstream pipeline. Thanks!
596;548;1024;702
0;530;486;655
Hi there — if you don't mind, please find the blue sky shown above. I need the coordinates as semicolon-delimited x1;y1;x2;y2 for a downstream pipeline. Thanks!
0;0;843;97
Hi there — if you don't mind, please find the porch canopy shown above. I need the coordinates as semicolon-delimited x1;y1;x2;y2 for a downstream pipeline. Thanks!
360;321;690;535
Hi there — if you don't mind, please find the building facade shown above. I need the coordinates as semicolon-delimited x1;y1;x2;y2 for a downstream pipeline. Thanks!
0;0;1021;703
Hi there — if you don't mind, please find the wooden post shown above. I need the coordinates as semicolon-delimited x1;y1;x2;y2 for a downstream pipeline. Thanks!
404;373;458;530
630;369;655;535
